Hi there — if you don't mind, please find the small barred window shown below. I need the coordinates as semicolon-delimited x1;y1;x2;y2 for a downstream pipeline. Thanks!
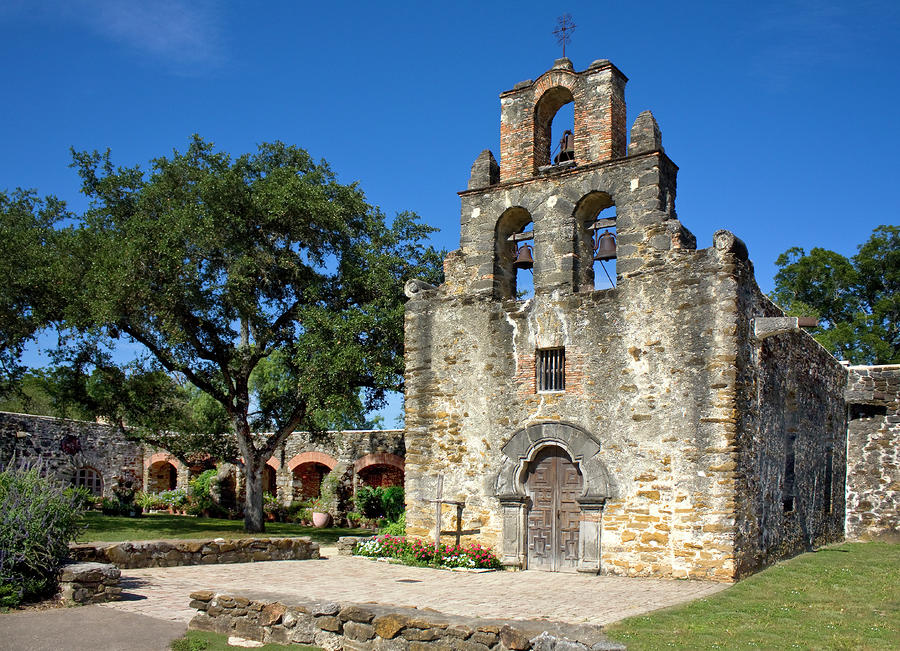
74;467;103;496
537;348;565;392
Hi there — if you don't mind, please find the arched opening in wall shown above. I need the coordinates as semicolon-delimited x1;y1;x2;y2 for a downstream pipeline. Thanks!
147;460;177;493
357;463;404;488
534;86;575;171
73;467;103;496
573;192;617;291
292;462;330;501
494;206;534;300
262;463;277;496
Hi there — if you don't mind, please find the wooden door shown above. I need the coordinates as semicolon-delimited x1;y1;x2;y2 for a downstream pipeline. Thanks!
525;446;583;572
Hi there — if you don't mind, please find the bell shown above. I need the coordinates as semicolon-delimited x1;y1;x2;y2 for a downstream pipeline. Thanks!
594;230;616;261
513;243;534;270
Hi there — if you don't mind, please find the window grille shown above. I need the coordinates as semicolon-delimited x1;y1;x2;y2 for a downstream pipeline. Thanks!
537;348;565;392
74;467;103;496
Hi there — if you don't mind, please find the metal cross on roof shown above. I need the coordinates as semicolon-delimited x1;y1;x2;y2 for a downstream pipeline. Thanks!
553;13;576;58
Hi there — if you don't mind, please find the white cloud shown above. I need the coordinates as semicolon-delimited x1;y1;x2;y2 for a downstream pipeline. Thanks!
11;0;226;72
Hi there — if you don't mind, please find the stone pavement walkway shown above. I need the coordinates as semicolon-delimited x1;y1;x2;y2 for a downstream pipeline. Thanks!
101;546;728;627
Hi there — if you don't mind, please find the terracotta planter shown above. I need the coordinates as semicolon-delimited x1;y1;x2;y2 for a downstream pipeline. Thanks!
312;511;332;528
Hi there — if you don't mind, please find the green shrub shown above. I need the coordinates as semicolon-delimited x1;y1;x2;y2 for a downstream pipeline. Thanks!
354;485;382;518
380;485;404;521
187;469;229;517
379;512;405;536
264;493;287;522
287;501;311;524
0;465;90;606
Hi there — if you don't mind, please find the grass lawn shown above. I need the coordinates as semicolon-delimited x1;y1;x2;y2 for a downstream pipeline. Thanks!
78;511;371;545
171;630;318;651
604;542;899;650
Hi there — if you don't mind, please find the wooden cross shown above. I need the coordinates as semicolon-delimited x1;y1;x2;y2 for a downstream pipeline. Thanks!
426;475;480;550
553;14;576;58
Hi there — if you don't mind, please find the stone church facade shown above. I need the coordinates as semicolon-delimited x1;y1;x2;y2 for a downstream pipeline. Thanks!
402;58;849;581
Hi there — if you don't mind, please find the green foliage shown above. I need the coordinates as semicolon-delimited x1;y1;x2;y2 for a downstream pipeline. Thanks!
771;225;899;364
379;512;406;536
0;466;90;606
354;485;383;518
0;190;70;393
353;484;405;521
380;485;405;522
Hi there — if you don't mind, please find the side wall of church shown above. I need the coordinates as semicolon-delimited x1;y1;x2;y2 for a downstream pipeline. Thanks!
845;365;900;541
730;273;847;577
0;411;145;496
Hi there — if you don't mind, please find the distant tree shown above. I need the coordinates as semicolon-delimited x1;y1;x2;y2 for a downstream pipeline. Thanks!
21;135;443;532
771;225;899;364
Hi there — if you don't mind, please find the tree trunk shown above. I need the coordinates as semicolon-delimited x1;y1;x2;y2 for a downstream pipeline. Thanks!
243;456;265;533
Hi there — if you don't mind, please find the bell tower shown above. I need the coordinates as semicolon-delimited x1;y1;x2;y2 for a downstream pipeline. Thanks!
448;57;695;301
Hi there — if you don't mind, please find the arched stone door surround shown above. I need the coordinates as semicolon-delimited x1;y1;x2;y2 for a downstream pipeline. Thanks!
494;421;610;573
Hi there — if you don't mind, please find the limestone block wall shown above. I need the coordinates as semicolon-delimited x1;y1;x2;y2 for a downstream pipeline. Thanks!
845;365;900;541
405;238;751;580
0;411;144;496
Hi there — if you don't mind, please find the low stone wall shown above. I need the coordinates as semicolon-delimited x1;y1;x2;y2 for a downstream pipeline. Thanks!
69;537;319;569
336;535;373;555
58;561;121;605
189;591;626;650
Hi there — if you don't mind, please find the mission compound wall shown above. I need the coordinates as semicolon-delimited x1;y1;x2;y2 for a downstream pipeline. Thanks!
402;57;848;581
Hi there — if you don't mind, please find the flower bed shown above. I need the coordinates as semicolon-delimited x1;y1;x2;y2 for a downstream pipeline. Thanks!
353;534;501;570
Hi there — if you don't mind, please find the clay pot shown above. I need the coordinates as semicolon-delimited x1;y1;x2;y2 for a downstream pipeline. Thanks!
312;511;332;528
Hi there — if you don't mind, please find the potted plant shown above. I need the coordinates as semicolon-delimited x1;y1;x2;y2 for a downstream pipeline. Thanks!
311;497;332;528
311;472;339;528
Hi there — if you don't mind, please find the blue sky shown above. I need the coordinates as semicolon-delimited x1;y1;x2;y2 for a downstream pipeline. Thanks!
2;1;898;426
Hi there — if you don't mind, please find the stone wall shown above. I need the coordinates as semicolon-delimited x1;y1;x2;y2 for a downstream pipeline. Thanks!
845;365;900;541
189;592;625;650
0;411;144;497
57;561;121;604
730;271;847;577
69;537;319;569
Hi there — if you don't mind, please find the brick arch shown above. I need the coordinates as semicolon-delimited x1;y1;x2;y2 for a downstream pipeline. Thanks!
287;451;336;473
146;451;181;470
354;453;404;474
533;83;576;171
355;453;405;489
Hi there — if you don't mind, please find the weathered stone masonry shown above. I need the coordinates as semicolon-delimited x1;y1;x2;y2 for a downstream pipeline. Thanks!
845;365;900;541
402;57;849;581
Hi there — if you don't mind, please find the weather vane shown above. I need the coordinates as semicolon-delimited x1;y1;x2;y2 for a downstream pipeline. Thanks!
553;13;576;58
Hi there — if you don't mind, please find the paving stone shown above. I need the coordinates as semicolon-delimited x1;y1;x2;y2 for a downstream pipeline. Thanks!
98;554;727;627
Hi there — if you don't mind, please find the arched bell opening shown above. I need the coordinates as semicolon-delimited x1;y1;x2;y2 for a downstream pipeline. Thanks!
534;86;575;171
573;191;617;291
494;206;534;300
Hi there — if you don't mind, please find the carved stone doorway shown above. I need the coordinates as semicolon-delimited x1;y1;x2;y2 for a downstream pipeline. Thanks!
525;445;583;572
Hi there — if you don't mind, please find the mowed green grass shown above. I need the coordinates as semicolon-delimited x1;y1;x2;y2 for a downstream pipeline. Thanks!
171;630;318;651
78;511;370;545
604;542;899;650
